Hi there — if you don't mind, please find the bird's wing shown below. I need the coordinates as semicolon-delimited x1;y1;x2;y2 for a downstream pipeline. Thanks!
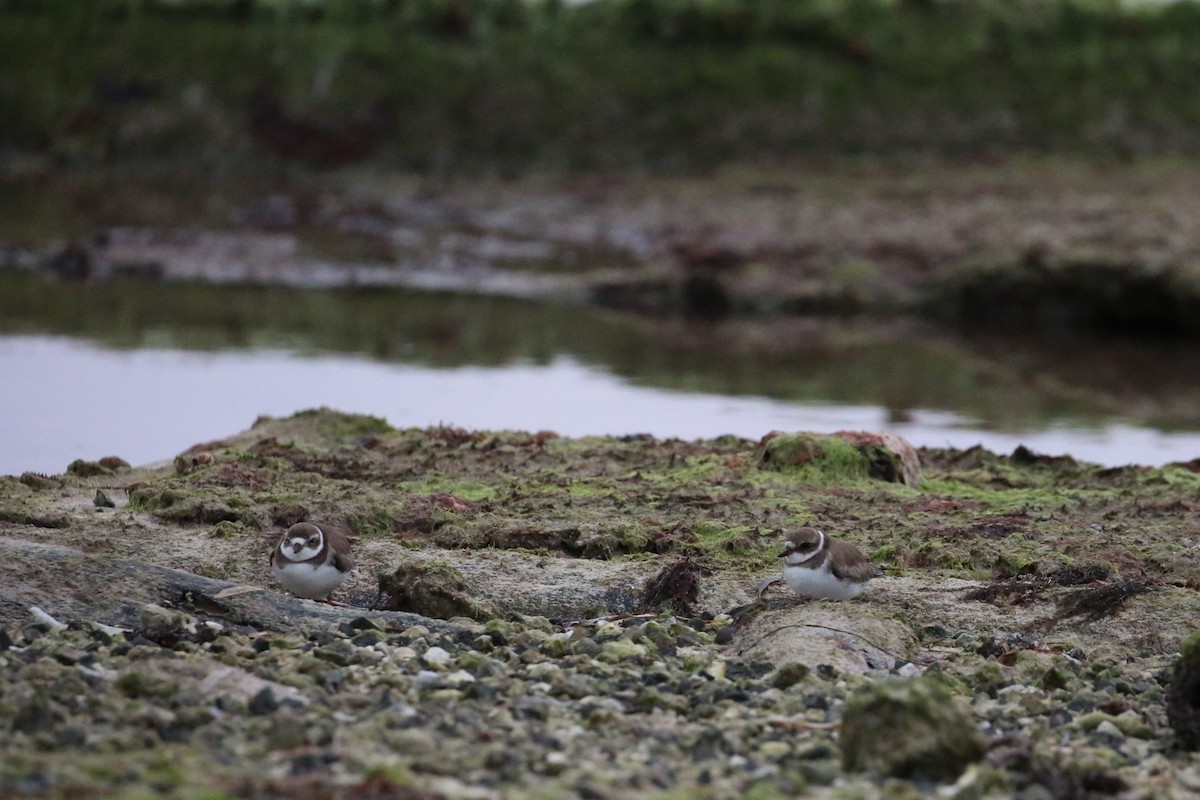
326;526;356;572
829;540;879;583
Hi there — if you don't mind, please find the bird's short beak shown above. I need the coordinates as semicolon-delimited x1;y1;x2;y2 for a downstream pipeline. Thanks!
292;542;303;553
778;549;788;558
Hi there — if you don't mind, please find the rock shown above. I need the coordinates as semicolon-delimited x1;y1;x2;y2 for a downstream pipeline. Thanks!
840;676;984;781
67;459;110;478
1168;631;1200;750
377;561;499;621
732;604;916;675
196;664;307;708
422;646;453;667
93;490;115;508
757;430;922;486
772;662;810;690
247;687;279;715
599;639;648;663
444;670;476;687
136;603;199;647
414;670;443;690
1094;720;1125;740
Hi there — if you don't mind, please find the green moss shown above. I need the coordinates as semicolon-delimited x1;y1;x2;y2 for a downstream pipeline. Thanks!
397;479;498;502
292;407;393;439
127;484;249;525
347;509;400;538
757;433;879;485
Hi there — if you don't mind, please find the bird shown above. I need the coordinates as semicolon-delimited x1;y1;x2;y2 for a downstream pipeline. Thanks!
759;526;879;601
269;522;355;601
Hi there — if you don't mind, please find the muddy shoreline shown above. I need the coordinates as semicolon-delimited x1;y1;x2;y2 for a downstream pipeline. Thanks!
6;157;1200;338
2;411;1199;798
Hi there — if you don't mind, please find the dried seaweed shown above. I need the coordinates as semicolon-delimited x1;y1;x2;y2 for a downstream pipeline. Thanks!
642;557;710;616
1050;578;1151;624
964;564;1112;606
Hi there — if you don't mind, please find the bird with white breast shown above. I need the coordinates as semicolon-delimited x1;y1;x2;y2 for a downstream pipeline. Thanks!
763;526;879;601
269;521;355;602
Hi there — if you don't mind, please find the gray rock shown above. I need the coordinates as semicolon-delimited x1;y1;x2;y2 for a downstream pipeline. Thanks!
840;676;984;781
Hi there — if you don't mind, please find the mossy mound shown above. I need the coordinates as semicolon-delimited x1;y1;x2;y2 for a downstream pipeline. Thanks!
840;675;984;781
1167;632;1200;750
376;561;498;622
757;430;921;486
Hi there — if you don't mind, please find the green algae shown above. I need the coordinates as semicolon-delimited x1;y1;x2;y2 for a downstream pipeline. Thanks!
759;433;872;482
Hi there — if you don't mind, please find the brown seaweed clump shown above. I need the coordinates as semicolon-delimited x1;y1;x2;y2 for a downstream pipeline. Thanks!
642;557;710;616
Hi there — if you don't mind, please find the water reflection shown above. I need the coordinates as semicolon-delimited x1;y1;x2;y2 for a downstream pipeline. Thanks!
3;273;1200;472
3;335;1200;475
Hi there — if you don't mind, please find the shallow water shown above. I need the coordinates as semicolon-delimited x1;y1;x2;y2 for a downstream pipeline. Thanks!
4;333;1200;475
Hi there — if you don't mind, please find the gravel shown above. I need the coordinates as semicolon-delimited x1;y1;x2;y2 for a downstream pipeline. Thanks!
0;601;1192;800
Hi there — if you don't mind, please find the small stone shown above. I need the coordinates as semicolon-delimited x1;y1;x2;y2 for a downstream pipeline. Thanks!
423;646;453;667
599;640;648;663
93;489;115;508
414;670;443;690
758;741;791;759
248;687;279;715
570;638;602;657
313;644;356;667
351;630;385;648
593;622;624;641
543;751;569;775
444;669;476;687
1094;720;1124;740
772;662;810;690
541;634;571;658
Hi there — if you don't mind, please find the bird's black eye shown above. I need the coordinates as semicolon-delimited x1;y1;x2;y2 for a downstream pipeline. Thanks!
309;537;319;547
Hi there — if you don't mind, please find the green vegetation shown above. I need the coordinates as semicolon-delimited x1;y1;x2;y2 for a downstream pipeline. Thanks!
4;0;1200;171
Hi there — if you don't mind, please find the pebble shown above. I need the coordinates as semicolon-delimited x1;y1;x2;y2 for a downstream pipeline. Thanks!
421;646;453;669
414;670;443;689
0;602;1180;799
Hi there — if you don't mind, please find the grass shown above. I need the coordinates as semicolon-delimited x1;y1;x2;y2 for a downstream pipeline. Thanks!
4;0;1200;171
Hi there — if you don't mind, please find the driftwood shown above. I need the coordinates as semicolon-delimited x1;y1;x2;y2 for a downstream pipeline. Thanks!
0;538;465;635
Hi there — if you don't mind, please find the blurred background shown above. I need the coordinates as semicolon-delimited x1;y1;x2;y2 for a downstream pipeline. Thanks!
4;0;1200;473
